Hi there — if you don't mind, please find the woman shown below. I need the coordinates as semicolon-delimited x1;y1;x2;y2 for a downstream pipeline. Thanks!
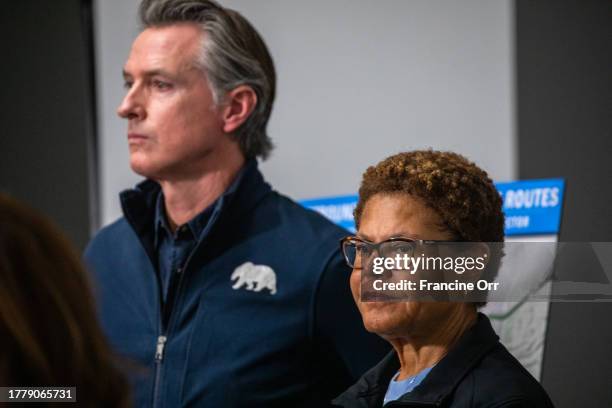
0;194;130;406
333;151;554;407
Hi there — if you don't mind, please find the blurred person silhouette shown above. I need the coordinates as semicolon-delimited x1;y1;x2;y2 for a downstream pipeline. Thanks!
0;193;130;406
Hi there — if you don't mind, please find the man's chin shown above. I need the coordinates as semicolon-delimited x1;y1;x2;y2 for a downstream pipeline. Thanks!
129;159;158;179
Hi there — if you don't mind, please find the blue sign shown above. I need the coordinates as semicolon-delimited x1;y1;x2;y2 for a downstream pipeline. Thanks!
300;178;565;236
300;195;359;232
496;178;565;236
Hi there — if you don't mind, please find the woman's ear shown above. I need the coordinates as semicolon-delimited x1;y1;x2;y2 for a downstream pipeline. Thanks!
221;85;258;134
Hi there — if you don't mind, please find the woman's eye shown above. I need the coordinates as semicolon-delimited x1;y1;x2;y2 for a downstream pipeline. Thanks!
357;244;372;256
388;242;413;255
123;81;133;90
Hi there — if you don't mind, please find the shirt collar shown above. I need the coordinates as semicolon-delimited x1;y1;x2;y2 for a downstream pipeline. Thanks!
153;159;255;247
120;158;270;265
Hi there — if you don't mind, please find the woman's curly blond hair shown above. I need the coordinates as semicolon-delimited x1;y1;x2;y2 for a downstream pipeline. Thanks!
354;150;505;300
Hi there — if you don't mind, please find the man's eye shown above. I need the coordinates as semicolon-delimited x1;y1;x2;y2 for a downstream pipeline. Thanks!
123;81;133;89
152;80;172;90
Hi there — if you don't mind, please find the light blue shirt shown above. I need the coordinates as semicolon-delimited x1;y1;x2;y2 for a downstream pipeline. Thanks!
383;366;434;405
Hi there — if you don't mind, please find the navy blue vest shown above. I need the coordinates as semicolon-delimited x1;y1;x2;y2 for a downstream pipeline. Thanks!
85;162;389;407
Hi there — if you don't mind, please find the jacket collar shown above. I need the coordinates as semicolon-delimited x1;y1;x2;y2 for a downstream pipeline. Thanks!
334;313;500;407
119;159;271;263
152;160;253;247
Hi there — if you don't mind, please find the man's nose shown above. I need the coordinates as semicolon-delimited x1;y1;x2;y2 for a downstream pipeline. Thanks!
117;88;146;120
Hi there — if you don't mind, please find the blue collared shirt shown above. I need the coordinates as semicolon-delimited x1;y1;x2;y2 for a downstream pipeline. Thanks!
383;366;434;404
154;163;250;302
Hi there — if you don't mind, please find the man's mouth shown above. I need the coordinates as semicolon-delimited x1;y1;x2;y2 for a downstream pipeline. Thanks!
128;133;148;140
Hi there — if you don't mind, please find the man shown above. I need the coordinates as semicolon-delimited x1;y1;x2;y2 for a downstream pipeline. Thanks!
85;0;388;407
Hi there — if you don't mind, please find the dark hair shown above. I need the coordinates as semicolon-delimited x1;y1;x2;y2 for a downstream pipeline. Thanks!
139;0;276;160
354;150;505;306
0;194;130;406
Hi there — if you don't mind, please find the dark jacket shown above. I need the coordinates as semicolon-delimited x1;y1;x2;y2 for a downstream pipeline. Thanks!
333;313;554;408
84;161;389;407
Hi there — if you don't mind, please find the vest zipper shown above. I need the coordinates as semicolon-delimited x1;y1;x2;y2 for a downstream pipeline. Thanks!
152;247;197;407
152;335;167;408
150;205;222;407
155;335;167;361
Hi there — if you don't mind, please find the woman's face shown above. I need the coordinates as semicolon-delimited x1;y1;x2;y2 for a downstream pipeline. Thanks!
350;193;458;341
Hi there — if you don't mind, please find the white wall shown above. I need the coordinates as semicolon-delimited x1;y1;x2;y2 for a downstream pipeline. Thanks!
93;0;141;227
94;0;515;227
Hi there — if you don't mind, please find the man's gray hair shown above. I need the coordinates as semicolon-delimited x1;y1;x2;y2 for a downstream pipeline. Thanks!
139;0;276;159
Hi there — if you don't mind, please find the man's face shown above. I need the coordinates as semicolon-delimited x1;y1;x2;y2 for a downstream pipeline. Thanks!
118;23;225;180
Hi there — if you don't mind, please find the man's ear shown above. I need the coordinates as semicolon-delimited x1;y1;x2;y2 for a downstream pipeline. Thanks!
221;85;258;134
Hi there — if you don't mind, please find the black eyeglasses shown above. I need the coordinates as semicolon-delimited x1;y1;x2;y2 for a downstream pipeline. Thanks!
339;236;442;269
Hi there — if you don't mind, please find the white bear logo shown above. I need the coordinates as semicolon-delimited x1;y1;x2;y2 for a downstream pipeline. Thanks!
231;262;277;295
